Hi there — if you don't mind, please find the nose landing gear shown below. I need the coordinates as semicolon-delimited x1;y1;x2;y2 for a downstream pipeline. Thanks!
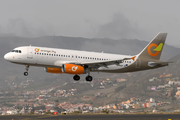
24;72;28;76
24;65;29;76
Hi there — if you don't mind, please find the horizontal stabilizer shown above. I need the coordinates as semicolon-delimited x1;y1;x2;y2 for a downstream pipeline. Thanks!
148;61;172;67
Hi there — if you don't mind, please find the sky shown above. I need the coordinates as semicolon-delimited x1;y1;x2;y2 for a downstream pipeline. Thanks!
0;0;180;47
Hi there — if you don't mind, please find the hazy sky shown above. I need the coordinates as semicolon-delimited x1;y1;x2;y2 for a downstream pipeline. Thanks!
0;0;180;47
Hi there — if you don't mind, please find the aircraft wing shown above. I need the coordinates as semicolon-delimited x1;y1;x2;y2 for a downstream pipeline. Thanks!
79;57;133;68
54;56;135;68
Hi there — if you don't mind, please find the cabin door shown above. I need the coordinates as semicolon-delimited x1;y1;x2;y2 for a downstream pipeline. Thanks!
27;48;33;59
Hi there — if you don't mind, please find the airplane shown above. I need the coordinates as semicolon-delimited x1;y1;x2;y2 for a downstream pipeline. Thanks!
4;33;170;82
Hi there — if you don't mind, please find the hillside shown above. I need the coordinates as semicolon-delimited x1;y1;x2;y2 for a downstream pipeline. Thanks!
49;54;180;106
91;53;180;105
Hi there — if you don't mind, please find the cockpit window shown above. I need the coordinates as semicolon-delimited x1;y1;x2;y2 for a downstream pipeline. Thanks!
12;50;22;53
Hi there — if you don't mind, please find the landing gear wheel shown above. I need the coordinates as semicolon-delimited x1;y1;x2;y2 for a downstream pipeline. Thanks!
24;72;28;76
24;65;29;76
86;75;93;82
73;75;80;81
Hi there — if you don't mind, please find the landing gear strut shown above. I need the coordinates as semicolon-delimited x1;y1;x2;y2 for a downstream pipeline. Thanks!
24;65;29;76
73;75;80;81
85;69;93;82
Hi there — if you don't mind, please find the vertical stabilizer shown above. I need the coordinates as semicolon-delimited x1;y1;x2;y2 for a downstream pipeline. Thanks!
138;33;167;60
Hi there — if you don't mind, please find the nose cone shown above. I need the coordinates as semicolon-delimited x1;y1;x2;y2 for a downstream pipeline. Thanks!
4;53;11;61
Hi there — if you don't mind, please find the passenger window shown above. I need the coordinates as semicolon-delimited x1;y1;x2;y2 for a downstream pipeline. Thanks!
44;53;46;55
42;53;43;55
49;54;51;55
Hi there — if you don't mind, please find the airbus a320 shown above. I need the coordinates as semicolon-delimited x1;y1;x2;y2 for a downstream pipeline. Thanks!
4;33;170;82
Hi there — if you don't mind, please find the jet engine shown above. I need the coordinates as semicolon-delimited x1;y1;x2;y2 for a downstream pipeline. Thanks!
62;64;86;74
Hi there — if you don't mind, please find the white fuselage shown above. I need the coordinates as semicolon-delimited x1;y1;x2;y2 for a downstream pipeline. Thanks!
4;46;136;73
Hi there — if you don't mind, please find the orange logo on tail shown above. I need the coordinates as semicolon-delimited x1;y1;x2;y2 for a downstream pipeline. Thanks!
148;43;159;57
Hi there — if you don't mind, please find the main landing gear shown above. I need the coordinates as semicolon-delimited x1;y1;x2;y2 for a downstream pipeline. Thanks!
73;75;93;82
73;75;80;81
24;65;29;76
73;69;93;82
86;75;93;82
86;69;93;82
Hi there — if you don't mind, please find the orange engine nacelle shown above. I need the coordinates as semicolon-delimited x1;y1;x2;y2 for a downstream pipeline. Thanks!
62;64;85;74
45;67;62;74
